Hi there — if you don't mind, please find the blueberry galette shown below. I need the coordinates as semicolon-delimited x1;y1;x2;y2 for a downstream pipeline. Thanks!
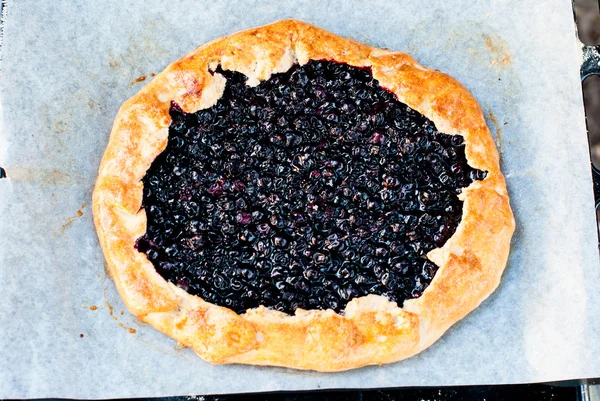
93;20;515;371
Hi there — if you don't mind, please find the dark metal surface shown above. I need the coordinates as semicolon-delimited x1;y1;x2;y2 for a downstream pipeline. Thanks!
592;164;600;208
113;384;580;401
1;384;577;401
581;58;600;244
582;45;600;80
193;384;578;401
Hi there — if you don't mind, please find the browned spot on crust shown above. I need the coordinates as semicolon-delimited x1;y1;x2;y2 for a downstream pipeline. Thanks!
483;34;512;68
131;75;147;85
176;316;189;330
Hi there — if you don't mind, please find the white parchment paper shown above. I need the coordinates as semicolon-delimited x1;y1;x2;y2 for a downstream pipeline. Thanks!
1;0;599;398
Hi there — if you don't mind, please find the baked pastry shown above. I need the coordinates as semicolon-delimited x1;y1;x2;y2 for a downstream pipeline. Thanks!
93;19;515;371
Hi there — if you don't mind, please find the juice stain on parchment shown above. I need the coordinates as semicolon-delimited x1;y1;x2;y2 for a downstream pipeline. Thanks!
83;300;138;334
482;33;512;69
131;75;147;85
484;103;513;173
96;264;188;358
107;23;168;77
424;23;521;176
132;336;189;360
447;30;513;71
90;265;138;335
56;202;86;234
485;106;504;154
130;72;156;86
406;22;521;97
107;40;167;71
106;300;117;321
5;167;83;186
102;15;172;94
104;298;137;334
274;368;322;377
105;300;137;334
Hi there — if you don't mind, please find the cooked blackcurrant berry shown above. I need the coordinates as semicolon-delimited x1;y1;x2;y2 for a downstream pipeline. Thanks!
136;60;485;315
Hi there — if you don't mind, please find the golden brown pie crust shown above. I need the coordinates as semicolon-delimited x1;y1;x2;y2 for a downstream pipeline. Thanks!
93;19;515;371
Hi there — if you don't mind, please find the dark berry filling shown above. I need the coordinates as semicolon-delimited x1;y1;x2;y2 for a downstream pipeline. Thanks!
136;60;486;315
